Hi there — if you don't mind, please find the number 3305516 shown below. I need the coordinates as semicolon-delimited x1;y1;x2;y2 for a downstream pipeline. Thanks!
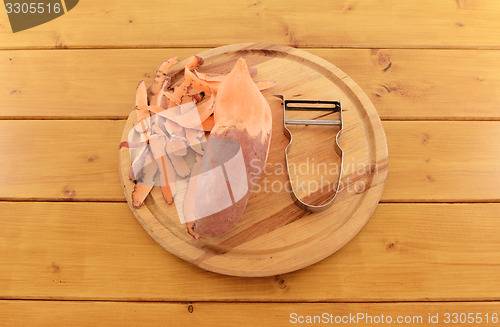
443;312;499;324
5;2;61;14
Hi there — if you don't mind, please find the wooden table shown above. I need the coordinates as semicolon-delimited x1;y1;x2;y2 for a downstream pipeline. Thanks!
1;1;500;325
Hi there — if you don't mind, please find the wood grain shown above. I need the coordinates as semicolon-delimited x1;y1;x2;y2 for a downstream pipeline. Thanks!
0;49;199;119
383;121;500;202
1;49;499;120
0;120;125;201
0;0;499;49
1;120;498;202
0;202;499;301
0;0;497;321
2;301;500;327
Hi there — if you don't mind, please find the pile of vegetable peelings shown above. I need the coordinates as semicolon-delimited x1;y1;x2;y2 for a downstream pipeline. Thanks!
120;56;274;239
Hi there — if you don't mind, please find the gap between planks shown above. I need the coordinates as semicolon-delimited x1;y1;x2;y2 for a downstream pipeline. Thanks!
2;299;500;304
2;46;500;51
1;118;500;122
1;200;500;204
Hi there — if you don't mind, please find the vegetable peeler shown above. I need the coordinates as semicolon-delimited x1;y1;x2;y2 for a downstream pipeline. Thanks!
274;94;344;212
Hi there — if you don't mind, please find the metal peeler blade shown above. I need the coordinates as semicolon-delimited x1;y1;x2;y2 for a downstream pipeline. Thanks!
274;94;344;212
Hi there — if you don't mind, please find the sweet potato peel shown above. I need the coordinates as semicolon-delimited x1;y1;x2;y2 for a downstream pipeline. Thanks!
148;57;179;106
122;55;275;238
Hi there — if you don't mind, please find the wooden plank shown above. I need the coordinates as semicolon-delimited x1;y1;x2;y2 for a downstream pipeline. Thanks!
2;300;500;327
383;121;500;202
1;49;500;120
0;49;199;119
315;49;500;120
1;121;499;202
0;202;499;301
0;120;125;201
0;0;500;49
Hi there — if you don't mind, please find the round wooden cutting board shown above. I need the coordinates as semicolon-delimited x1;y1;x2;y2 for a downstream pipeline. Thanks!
119;43;388;277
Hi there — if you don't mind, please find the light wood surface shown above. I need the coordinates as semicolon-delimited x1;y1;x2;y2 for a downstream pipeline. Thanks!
2;49;499;120
2;301;500;327
1;0;500;49
119;44;388;276
1;0;499;324
1;202;500;301
1;121;498;202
